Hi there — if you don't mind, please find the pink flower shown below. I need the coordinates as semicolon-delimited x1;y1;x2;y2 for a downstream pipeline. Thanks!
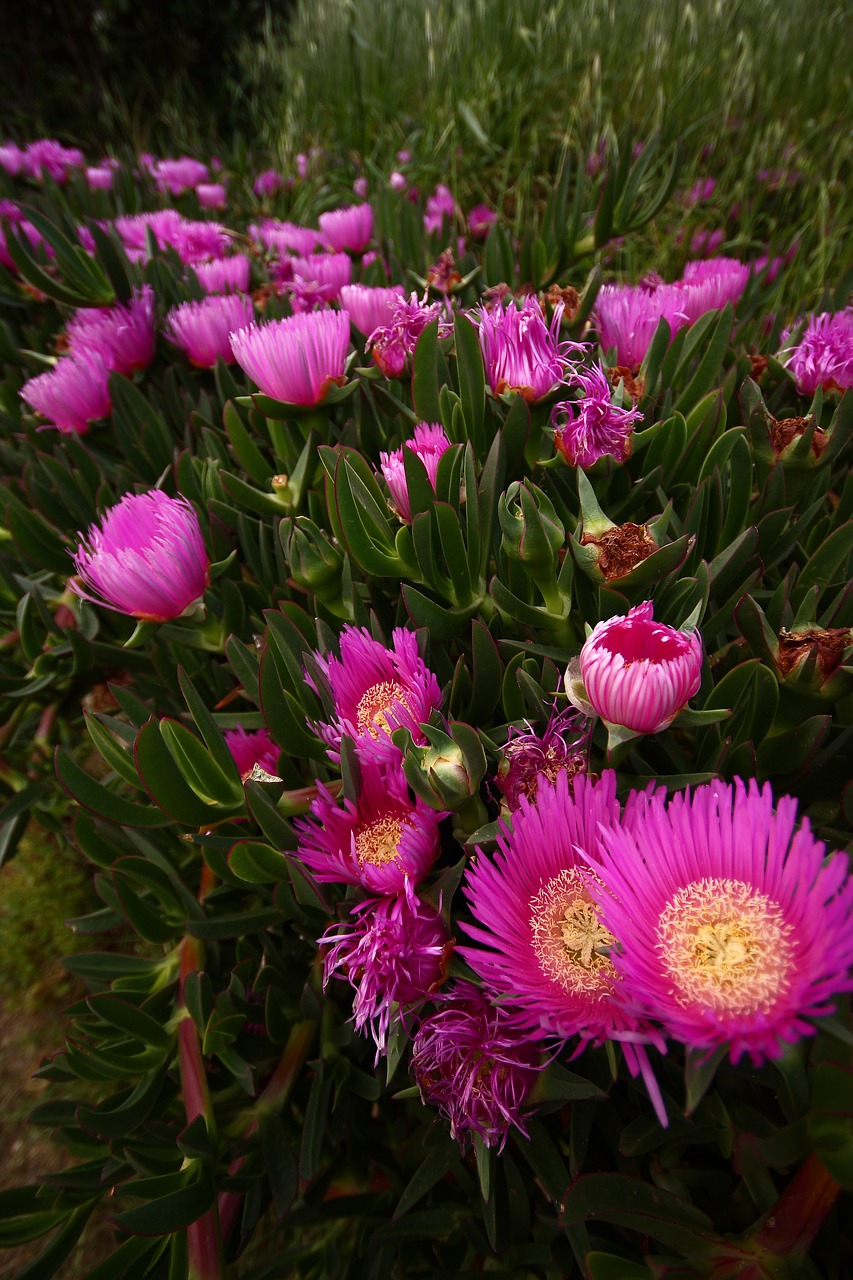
23;139;84;183
153;156;209;196
66;286;156;376
389;171;407;193
0;143;25;176
230;310;350;405
591;779;853;1064
307;625;442;767
297;153;309;179
339;284;404;337
467;203;498;238
552;362;643;467
250;219;321;257
192;254;251;294
196;182;227;211
367;292;451;379
353;176;369;199
424;183;456;235
781;309;853;396
85;165;115;192
495;706;591;812
295;766;443;893
321;881;451;1057
289;252;352;304
689;227;725;257
224;727;280;780
0;204;55;272
379;422;451;522
20;354;112;435
674;257;749;324
168;219;230;266
476;295;579;401
595;282;690;368
164;293;254;367
253;169;283;199
683;177;717;206
73;490;209;621
319;203;373;253
412;982;540;1150
574;601;702;734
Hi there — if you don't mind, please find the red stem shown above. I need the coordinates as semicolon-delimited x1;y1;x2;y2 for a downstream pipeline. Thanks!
754;1154;840;1259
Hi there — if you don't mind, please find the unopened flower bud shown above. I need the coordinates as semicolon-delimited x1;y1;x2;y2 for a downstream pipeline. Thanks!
288;519;344;601
499;481;565;582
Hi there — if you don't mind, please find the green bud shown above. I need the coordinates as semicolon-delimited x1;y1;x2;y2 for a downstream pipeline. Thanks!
499;480;565;582
288;518;344;601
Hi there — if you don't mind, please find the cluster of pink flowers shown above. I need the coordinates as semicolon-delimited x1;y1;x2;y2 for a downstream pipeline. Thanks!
151;156;209;197
367;292;453;379
379;421;452;522
0;138;84;183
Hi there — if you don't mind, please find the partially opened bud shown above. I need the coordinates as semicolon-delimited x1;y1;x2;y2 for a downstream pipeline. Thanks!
776;627;853;701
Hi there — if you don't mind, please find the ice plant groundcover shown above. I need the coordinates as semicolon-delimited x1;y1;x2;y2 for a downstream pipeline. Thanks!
0;135;851;1279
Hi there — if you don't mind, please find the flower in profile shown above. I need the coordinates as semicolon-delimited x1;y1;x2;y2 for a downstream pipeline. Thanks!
389;170;407;193
0;143;25;176
572;601;702;734
197;182;227;211
23;139;84;183
85;165;115;191
72;490;209;621
366;291;451;379
250;219;321;258
192;254;251;294
0;202;55;272
682;176;717;206
379;422;451;522
495;706;591;812
595;282;689;368
319;203;373;253
320;879;451;1056
164;293;254;367
253;168;283;199
295;766;443;893
66;286;156;375
230;310;350;405
20;353;112;434
224;727;280;781
153;156;209;196
411;981;540;1150
461;771;658;1046
169;218;230;266
467;203;498;238
307;625;442;766
551;362;643;467
424;184;457;235
476;295;580;402
289;252;352;305
674;257;749;324
780;310;853;396
591;779;853;1064
339;283;404;337
688;227;725;257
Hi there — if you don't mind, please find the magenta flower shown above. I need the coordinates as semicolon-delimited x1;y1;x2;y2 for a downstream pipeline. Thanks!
595;282;690;368
250;219;321;258
411;982;540;1150
320;879;451;1056
552;362;643;467
23;139;84;183
476;295;578;402
574;601;703;734
197;182;227;211
85;165;115;192
340;284;404;337
73;490;209;622
353;176;369;199
389;170;407;193
253;169;283;199
169;218;230;266
424;184;456;235
224;727;280;781
153;156;209;196
290;252;352;304
20;354;112;434
66;286;156;376
781;309;853;395
367;292;451;379
319;203;373;253
683;177;717;206
495;706;591;812
307;625;443;767
461;771;659;1046
294;766;443;893
591;779;853;1064
379;422;451;522
192;254;251;294
0;203;55;272
0;143;25;176
230;310;350;405
164;293;254;367
467;204;498;238
674;257;749;324
689;228;725;257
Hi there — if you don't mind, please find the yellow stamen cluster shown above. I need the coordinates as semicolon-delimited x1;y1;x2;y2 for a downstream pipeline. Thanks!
355;814;408;867
529;868;616;996
356;680;413;738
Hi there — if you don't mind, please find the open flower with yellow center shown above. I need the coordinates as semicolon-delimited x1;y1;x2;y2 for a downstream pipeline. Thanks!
294;765;445;894
590;779;853;1064
307;625;443;766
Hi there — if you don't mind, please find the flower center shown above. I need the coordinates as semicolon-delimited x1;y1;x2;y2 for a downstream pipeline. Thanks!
356;680;414;737
529;868;616;996
656;878;794;1016
354;814;408;867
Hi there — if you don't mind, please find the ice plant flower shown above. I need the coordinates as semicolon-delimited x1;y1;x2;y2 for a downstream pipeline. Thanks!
319;203;373;253
196;182;227;211
164;293;254;368
230;310;350;405
308;625;442;767
476;295;578;402
591;779;853;1064
379;422;451;523
595;282;690;368
250;219;321;258
780;309;853;395
66;286;156;375
424;184;456;235
294;766;444;893
573;601;703;734
551;362;643;467
290;252;352;304
339;283;404;337
192;254;251;294
674;257;749;324
467;203;498;238
20;354;112;434
23;139;84;183
72;490;209;622
495;706;591;812
153;156;209;196
85;165;115;191
224;727;280;781
367;291;451;379
320;879;451;1057
0;142;25;176
411;982;540;1150
253;169;283;199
